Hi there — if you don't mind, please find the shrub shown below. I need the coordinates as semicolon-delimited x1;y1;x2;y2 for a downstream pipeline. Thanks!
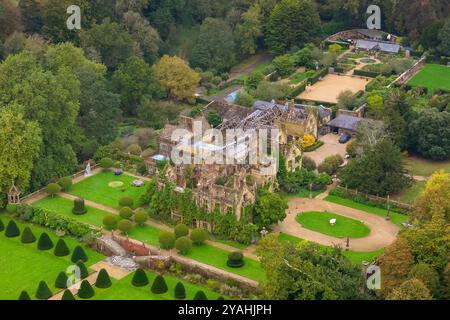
301;134;316;148
346;140;358;158
6;204;17;213
190;229;209;245
71;246;88;263
95;269;112;289
103;214;118;230
134;209;149;226
35;281;52;300
126;144;142;155
20;226;36;244
151;275;168;294
174;282;186;299
100;157;113;170
55;271;69;289
72;198;87;215
18;290;31;300
0;217;4;232
58;176;72;191
118;219;133;234
302;156;316;171
45;183;61;197
77;280;95;299
227;251;245;268
119;196;134;208
54;239;70;257
61;289;75;300
175;236;192;255
217;296;225;300
5;220;20;238
119;207;134;220
318;154;344;175
74;261;88;279
37;232;54;250
132;268;149;287
174;223;189;239
272;54;296;77
159;232;175;249
193;290;208;300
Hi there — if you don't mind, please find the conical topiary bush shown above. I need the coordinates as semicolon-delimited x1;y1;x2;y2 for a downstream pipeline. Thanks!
217;296;225;300
95;269;112;289
151;275;168;294
61;289;75;300
55;271;69;289
0;217;4;232
37;232;54;250
76;261;89;279
18;290;31;300
54;239;70;257
5;220;20;238
131;268;148;287
71;246;88;263
193;290;208;300
21;226;36;244
35;281;52;300
174;282;186;299
77;280;95;299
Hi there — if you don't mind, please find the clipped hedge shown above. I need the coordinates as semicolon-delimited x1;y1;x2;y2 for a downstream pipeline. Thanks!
21;226;36;244
95;269;112;289
193;290;208;300
61;289;75;300
227;251;245;268
37;232;54;251
132;268;149;287
174;282;186;299
35;281;52;300
14;205;99;240
302;140;324;152
151;275;168;294
71;246;88;263
353;69;380;77
54;239;70;257
72;198;87;215
55;271;69;289
77;280;95;299
5;220;20;238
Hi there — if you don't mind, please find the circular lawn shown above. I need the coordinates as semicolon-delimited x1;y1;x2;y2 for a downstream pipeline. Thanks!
296;211;370;239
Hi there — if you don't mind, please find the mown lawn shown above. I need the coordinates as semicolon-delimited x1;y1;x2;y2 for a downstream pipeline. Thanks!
277;233;384;265
408;64;450;91
0;216;103;300
34;196;110;226
296;211;370;239
68;171;148;209
93;271;225;300
324;195;409;227
395;180;426;205
405;156;450;176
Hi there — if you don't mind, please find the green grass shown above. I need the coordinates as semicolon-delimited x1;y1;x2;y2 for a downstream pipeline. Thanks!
0;216;103;300
277;233;383;265
395;180;426;205
213;238;249;250
296;211;370;238
93;271;225;300
289;70;315;84
67;171;148;209
324;195;408;227
34;196;110;226
408;64;450;91
405;156;450;176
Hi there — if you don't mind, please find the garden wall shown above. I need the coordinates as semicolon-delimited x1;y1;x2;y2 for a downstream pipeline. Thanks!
387;56;426;88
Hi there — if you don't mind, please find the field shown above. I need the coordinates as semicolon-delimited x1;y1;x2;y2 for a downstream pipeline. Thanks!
395;180;426;204
67;171;148;209
0;217;103;300
296;211;370;239
408;64;450;91
405;156;450;176
298;74;369;103
324;195;409;227
93;271;224;300
277;233;383;265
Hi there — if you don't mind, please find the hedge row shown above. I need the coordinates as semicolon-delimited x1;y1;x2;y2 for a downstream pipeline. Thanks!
353;69;381;78
303;141;324;152
14;204;99;240
288;68;328;98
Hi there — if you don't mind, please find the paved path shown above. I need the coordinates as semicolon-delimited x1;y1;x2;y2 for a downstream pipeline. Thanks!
275;195;399;251
413;175;428;181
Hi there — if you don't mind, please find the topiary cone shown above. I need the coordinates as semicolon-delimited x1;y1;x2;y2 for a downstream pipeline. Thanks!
21;226;36;244
95;269;112;289
35;281;52;300
77;280;95;299
61;289;76;300
5;220;20;238
55;271;69;289
131;268;149;287
193;290;208;300
151;275;168;294
72;198;87;215
76;261;89;279
18;290;31;300
174;282;186;299
54;239;70;257
71;245;88;263
37;232;54;250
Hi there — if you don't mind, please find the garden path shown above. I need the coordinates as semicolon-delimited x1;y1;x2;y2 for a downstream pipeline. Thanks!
275;196;399;251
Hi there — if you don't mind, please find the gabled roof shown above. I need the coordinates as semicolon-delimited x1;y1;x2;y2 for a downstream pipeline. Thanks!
355;39;400;53
328;115;362;131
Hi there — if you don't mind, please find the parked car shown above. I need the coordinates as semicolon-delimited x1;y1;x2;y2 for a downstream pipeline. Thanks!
339;133;351;144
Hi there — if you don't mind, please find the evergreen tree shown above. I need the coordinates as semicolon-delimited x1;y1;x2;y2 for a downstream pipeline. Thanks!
37;232;54;250
151;275;168;294
193;290;208;300
71;245;88;263
20;226;36;244
55;271;69;289
77;280;95;299
54;239;70;257
131;268;149;287
61;289;75;300
5;220;20;238
95;269;112;289
76;261;89;279
35;281;52;300
174;282;186;299
18;290;31;300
